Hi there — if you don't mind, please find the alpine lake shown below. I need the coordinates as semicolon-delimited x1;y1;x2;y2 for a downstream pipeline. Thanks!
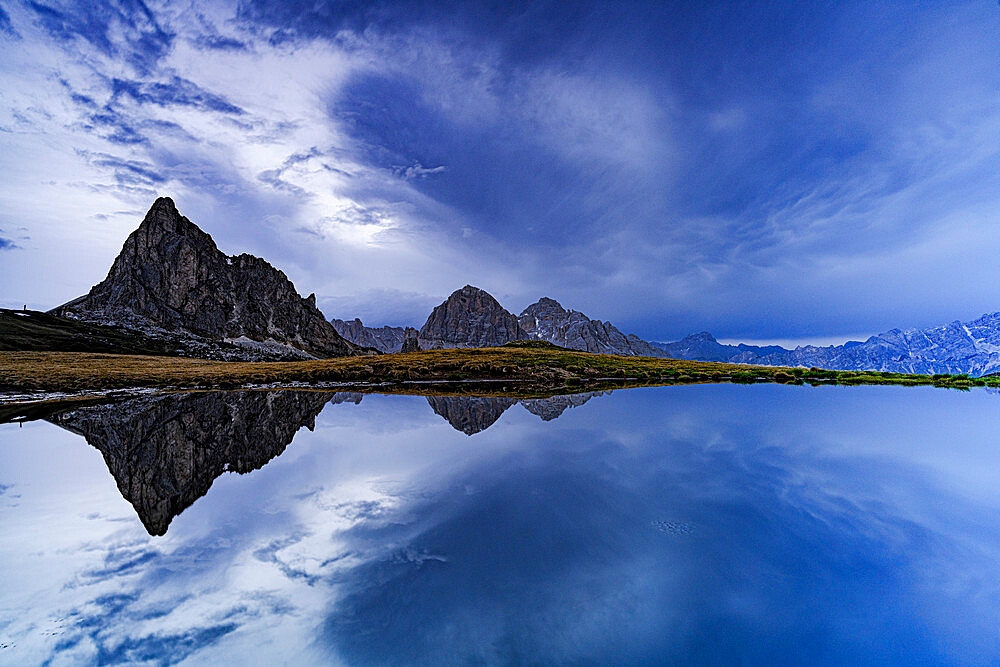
2;382;1000;665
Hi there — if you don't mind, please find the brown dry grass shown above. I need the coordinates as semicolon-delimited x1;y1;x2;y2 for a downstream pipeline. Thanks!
0;348;994;397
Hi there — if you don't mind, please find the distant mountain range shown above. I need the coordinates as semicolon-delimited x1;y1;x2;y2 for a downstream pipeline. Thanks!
651;318;1000;376
340;285;1000;376
26;196;1000;376
330;318;418;354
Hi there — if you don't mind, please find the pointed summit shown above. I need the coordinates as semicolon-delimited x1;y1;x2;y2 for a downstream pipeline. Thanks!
126;196;219;255
417;285;525;349
149;195;177;213
53;197;366;359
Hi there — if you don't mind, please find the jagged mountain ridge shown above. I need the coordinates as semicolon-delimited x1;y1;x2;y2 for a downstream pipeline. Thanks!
518;297;667;357
53;197;368;360
333;288;663;357
323;284;1000;376
654;314;1000;376
330;318;418;353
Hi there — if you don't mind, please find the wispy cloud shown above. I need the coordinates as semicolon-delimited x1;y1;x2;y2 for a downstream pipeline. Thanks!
393;162;446;180
110;75;245;115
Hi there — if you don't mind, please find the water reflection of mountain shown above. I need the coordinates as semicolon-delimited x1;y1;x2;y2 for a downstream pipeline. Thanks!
520;392;607;421
428;392;608;434
49;391;361;535
425;397;518;435
43;389;607;534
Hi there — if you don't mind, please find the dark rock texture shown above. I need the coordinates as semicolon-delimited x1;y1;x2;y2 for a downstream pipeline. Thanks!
518;297;666;357
49;390;361;535
53;197;366;360
400;335;421;352
331;318;419;353
654;314;1000;376
426;396;517;435
418;285;526;349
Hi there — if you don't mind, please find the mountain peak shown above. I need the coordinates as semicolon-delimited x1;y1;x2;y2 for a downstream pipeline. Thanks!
418;285;524;349
517;297;667;357
149;196;177;213
53;198;364;359
520;296;567;319
458;285;491;297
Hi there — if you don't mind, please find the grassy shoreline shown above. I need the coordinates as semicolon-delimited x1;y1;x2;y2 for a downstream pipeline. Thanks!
1;343;996;404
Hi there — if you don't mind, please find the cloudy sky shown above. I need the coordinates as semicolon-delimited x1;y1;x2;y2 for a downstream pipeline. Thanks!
1;1;999;343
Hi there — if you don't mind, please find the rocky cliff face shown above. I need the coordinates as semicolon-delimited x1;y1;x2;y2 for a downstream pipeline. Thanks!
518;297;666;357
418;285;525;349
53;197;367;360
654;313;1000;376
331;318;419;353
48;390;354;535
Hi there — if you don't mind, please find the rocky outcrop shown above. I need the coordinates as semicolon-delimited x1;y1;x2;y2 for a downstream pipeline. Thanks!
53;197;368;360
331;318;419;353
518;297;666;357
400;335;420;352
418;286;526;349
426;396;517;435
653;313;1000;376
48;390;359;535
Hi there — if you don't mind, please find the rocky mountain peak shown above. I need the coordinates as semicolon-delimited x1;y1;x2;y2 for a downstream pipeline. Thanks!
418;285;525;349
516;297;667;357
53;197;366;360
521;297;567;318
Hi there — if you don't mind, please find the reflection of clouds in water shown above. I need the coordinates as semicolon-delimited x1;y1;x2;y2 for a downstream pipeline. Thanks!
320;419;1000;665
2;387;1000;663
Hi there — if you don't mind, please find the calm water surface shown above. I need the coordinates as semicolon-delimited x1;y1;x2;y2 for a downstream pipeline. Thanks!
2;384;1000;665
